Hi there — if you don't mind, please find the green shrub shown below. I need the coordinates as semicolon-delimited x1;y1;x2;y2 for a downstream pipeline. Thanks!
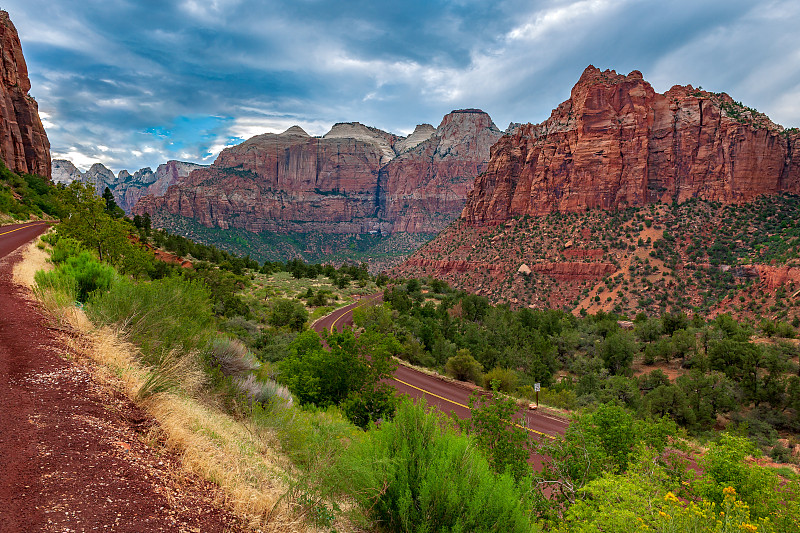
483;367;519;393
86;276;213;364
34;267;77;302
341;399;537;532
49;237;83;264
269;298;308;331
35;249;114;302
59;251;116;302
445;349;484;383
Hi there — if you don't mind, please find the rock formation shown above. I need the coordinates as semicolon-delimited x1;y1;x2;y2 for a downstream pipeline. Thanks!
462;66;800;225
51;159;82;185
0;11;50;177
134;110;502;235
52;159;205;212
379;109;502;232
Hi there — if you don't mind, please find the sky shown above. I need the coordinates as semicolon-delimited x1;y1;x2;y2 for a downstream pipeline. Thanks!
5;0;800;174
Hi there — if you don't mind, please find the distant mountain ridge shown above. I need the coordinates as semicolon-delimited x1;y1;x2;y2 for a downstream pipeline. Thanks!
52;159;206;212
134;109;502;236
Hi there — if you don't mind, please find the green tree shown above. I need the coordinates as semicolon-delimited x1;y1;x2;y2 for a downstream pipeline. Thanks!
279;329;398;428
599;331;636;375
268;298;308;331
445;349;484;383
102;186;124;217
467;385;530;482
57;181;150;274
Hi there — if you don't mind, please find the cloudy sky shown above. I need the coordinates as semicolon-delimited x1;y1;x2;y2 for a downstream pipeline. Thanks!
5;0;800;173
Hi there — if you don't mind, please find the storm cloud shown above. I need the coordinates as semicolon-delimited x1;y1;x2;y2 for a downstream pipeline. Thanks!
5;0;799;173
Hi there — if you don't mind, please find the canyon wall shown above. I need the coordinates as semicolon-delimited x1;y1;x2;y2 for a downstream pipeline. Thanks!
0;11;50;177
134;110;501;234
462;66;799;225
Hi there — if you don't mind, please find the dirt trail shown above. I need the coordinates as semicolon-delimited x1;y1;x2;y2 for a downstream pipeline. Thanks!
0;232;244;531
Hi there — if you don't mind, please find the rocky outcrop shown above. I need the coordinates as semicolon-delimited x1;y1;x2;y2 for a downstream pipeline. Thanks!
462;66;800;225
530;261;616;281
395;124;435;154
51;159;82;185
52;159;205;212
83;163;116;193
135;110;501;235
0;11;50;177
323;122;399;165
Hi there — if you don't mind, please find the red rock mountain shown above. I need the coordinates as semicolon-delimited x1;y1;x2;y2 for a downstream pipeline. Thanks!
0;10;50;177
134;110;501;235
396;66;800;318
462;66;799;225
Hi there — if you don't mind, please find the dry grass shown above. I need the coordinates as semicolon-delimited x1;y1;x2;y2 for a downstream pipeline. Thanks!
13;237;51;287
16;241;327;532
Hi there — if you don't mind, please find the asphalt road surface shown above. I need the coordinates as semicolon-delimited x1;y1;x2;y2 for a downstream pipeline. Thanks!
311;293;569;444
0;221;50;258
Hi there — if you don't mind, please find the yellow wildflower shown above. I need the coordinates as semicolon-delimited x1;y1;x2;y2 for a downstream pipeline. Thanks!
723;486;737;497
664;492;679;503
740;523;757;533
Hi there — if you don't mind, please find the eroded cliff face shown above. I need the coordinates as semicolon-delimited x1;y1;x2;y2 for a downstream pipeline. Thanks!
0;11;50;177
134;110;501;234
379;109;502;233
462;66;799;225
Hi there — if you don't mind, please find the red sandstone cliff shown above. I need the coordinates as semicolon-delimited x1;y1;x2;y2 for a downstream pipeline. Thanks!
135;110;500;235
462;66;799;225
0;11;50;177
379;109;501;232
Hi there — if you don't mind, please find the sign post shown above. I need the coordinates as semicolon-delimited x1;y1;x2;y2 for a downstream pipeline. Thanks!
534;382;540;409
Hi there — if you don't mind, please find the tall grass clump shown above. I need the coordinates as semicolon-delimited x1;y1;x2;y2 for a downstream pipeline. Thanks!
205;336;258;377
86;276;213;365
35;249;115;303
340;399;539;533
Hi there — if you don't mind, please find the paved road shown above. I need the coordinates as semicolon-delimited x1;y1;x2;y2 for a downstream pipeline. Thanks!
312;293;569;443
0;221;50;258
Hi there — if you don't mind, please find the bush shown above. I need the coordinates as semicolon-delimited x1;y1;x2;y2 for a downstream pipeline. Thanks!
445;349;484;383
341;399;536;532
86;276;213;365
269;298;308;331
59;251;116;302
483;367;519;393
205;336;258;378
36;250;114;303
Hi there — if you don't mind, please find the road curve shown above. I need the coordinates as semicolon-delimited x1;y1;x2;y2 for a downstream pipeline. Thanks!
311;292;569;442
0;222;50;259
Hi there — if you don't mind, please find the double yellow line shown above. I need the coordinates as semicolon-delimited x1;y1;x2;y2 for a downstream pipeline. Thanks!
392;376;556;439
0;222;47;237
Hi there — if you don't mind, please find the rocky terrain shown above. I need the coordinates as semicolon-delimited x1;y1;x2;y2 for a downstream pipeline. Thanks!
397;196;800;321
52;159;206;212
0;10;50;178
134;109;501;238
397;67;800;320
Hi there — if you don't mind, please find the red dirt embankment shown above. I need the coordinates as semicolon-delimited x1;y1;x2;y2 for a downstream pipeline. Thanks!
0;226;242;532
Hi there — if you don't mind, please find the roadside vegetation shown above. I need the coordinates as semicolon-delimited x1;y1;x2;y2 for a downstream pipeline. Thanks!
6;166;800;531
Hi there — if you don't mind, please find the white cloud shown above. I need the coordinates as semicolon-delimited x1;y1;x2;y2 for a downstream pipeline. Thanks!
51;149;104;170
507;0;620;42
